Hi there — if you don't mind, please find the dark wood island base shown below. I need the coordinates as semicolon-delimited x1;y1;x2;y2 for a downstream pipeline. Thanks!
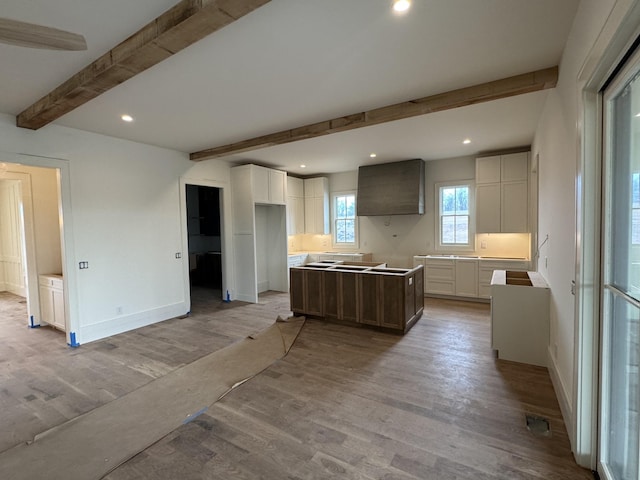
290;262;424;334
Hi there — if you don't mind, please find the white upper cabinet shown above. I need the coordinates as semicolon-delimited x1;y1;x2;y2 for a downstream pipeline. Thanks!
286;176;305;235
249;165;287;205
476;152;529;233
303;177;330;234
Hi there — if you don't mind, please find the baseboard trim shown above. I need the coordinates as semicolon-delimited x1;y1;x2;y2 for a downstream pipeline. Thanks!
548;346;574;450
78;302;188;345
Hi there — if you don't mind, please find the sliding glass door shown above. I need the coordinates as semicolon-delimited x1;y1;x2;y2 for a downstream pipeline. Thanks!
600;47;640;480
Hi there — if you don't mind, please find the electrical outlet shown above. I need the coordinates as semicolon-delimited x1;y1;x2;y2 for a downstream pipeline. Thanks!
79;261;89;269
481;240;487;249
175;252;182;259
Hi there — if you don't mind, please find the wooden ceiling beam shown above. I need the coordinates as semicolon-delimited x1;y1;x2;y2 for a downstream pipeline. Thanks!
190;66;558;162
16;0;271;130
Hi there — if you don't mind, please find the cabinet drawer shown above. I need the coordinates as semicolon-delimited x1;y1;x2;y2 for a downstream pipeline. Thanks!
425;264;455;281
39;275;63;289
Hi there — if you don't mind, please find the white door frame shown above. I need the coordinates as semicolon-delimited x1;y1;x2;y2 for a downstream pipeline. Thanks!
0;151;78;346
574;0;640;471
179;176;233;313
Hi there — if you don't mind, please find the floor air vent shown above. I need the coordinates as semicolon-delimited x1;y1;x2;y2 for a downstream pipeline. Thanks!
525;414;551;437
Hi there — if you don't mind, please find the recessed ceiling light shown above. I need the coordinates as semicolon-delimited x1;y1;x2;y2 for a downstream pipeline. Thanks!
121;114;134;122
370;153;377;158
300;164;306;168
393;0;411;13
635;113;640;117
463;138;471;144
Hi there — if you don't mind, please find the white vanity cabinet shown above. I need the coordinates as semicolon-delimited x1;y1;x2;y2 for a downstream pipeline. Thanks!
39;274;65;331
476;152;529;233
304;177;330;234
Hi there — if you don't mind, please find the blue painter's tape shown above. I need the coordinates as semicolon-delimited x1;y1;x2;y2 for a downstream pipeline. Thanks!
28;315;41;328
67;332;80;348
183;406;208;424
224;290;230;303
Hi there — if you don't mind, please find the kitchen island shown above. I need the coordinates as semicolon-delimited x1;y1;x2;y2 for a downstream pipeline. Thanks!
290;262;424;334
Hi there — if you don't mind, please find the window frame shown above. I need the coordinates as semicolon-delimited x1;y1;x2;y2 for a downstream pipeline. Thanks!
331;190;359;250
435;180;475;252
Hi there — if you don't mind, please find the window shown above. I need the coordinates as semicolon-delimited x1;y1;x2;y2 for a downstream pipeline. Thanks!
438;183;472;248
333;192;357;246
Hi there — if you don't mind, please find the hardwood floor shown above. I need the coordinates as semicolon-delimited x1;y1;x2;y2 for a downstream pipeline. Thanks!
0;290;592;479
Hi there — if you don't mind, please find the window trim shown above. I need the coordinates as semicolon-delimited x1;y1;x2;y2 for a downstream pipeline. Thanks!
331;190;359;250
435;180;475;252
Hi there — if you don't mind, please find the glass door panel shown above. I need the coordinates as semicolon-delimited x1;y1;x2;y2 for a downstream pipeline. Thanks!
601;48;640;480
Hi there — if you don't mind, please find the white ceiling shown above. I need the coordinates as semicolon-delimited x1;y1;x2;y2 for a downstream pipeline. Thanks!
0;0;580;175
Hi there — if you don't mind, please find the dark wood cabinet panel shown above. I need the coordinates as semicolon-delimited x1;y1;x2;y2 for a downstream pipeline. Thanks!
339;272;359;322
358;274;380;326
304;270;324;316
290;269;305;313
322;270;339;319
380;276;404;330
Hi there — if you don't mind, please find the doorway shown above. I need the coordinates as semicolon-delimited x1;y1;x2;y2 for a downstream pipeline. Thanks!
185;185;223;311
0;162;65;337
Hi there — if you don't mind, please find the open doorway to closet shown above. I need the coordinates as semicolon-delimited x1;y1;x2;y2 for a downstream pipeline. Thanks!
185;185;224;311
0;162;65;338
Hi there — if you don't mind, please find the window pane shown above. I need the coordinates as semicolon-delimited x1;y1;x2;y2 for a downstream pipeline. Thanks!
442;216;455;243
345;219;355;242
456;216;469;243
442;188;455;215
336;196;346;219
346;195;355;217
456;187;469;215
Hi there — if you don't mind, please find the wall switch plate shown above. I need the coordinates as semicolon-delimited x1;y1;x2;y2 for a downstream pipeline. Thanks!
481;240;487;249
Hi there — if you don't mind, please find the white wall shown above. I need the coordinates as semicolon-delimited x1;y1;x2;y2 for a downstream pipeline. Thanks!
532;0;617;454
0;112;233;344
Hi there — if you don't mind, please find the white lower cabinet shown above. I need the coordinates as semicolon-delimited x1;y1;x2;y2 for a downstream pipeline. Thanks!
455;259;478;297
39;274;65;331
478;260;530;299
414;256;530;300
423;258;455;296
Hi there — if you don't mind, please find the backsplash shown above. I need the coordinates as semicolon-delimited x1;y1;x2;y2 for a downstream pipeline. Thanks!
475;233;530;258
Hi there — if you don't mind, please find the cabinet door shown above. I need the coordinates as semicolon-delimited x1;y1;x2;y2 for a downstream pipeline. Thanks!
501;152;529;182
52;288;66;330
39;286;54;325
290;269;305;313
322;270;339;319
476;156;501;184
476;183;501;233
269;170;286;205
413;269;424;312
339;272;359;322
455;260;478;297
304;197;316;233
380;275;405;330
252;166;270;203
358;274;380;325
501;181;528;233
304;270;323;316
